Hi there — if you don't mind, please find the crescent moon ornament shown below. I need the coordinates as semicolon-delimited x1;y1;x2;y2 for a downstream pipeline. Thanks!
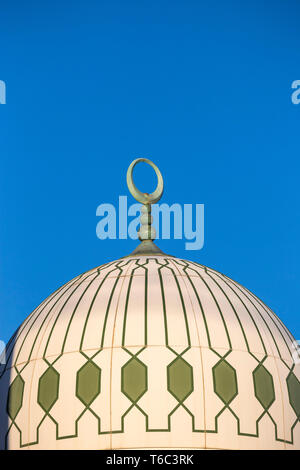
126;158;164;205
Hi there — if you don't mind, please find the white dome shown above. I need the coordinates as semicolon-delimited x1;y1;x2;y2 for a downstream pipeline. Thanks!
0;254;299;450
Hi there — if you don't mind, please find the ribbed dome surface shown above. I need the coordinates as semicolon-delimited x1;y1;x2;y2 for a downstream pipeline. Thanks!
0;255;299;449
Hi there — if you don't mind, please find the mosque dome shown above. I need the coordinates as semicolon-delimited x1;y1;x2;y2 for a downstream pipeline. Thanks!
0;159;299;450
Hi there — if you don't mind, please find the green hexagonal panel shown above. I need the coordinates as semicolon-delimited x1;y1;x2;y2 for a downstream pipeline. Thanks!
38;366;60;412
121;357;147;403
213;359;238;405
167;356;193;403
253;364;275;410
7;375;24;420
287;372;300;418
76;361;101;406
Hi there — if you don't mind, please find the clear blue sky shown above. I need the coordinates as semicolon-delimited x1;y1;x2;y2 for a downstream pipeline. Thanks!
1;0;300;343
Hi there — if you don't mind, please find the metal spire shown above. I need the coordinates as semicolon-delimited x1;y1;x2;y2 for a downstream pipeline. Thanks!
126;158;166;256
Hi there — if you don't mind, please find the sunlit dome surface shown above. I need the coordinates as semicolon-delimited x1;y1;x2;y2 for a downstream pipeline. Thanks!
0;254;299;450
0;159;299;449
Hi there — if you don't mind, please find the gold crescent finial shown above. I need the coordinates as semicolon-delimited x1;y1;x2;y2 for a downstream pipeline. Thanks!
126;158;164;205
126;158;164;243
125;158;167;256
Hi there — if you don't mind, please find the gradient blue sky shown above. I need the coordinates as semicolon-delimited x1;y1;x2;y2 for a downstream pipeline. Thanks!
1;0;300;344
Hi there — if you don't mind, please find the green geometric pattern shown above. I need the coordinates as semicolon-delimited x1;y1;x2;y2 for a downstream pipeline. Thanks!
167;357;193;403
121;357;147;403
1;256;299;449
76;361;101;406
38;366;60;413
7;375;24;420
286;372;300;418
213;359;238;405
253;364;275;410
